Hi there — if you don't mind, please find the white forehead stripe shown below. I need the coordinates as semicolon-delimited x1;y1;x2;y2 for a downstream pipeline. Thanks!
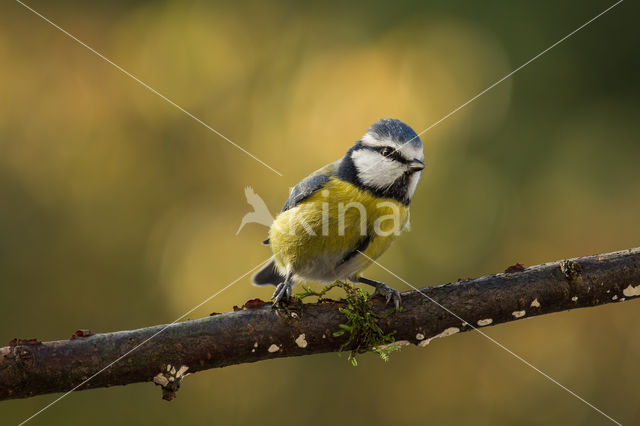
361;132;400;148
361;132;424;161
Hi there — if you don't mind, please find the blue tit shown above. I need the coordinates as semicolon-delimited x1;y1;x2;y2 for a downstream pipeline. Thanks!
252;118;425;308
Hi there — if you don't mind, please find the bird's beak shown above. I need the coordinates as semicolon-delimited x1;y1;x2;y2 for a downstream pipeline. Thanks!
409;159;425;172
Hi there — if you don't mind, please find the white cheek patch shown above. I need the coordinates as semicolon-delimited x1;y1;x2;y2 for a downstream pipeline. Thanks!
351;149;406;189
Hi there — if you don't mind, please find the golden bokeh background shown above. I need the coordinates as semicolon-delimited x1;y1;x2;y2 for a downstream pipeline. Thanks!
1;0;639;424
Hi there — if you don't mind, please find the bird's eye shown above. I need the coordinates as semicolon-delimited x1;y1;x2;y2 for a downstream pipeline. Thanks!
380;147;394;157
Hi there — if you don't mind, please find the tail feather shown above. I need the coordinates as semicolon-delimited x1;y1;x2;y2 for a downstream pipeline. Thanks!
252;258;285;286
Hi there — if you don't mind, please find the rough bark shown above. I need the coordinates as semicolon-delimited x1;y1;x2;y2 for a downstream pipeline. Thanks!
1;248;639;402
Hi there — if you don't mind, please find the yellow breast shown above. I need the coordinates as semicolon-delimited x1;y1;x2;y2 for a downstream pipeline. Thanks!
269;177;409;281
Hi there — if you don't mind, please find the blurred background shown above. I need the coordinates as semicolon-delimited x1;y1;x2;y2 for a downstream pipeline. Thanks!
1;0;638;424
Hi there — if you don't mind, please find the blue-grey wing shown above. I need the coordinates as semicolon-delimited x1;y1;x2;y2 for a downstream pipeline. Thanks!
280;159;341;212
262;160;340;246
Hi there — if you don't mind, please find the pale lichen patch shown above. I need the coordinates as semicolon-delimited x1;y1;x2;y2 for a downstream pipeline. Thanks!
153;373;169;387
153;363;190;400
512;310;526;318
295;334;308;348
418;327;460;347
176;365;189;377
530;298;541;308
477;318;493;326
268;344;280;353
612;295;618;301
623;284;640;297
571;296;578;302
416;333;425;341
376;340;410;351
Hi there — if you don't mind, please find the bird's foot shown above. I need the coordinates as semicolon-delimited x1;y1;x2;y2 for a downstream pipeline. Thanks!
271;280;293;307
372;283;402;310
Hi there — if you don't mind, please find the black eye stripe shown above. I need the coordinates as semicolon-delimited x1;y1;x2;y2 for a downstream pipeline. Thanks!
373;146;410;164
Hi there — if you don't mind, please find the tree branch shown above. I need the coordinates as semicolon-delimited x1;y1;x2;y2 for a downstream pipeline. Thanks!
2;248;640;402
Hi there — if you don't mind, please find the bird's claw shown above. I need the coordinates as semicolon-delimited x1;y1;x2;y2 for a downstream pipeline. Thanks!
373;284;402;310
271;281;293;306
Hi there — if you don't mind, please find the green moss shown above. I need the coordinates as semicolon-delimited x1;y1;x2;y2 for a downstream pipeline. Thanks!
296;281;402;366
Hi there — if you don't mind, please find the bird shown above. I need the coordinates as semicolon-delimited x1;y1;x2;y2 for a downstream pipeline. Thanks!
252;118;425;308
236;186;275;235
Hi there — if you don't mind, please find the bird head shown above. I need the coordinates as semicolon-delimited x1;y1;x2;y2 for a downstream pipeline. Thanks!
339;118;424;204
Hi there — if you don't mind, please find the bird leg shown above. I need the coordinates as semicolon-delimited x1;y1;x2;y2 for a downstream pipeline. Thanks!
353;276;401;309
271;271;294;306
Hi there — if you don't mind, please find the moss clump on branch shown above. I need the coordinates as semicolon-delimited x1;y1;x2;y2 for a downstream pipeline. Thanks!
295;281;402;365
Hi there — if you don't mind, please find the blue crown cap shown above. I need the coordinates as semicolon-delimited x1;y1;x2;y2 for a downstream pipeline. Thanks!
368;118;421;147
